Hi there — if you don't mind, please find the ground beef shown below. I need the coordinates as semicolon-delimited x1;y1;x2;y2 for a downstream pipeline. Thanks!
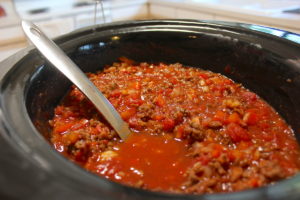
50;58;300;194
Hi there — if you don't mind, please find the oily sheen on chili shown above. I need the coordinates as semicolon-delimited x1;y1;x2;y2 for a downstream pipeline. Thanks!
50;58;300;194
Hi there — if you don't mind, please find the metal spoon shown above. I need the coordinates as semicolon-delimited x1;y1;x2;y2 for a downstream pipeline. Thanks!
22;20;131;140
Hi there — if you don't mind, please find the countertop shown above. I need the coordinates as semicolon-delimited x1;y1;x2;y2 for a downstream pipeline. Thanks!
149;0;300;33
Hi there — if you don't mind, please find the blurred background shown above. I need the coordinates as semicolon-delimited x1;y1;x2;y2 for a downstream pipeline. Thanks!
0;0;299;61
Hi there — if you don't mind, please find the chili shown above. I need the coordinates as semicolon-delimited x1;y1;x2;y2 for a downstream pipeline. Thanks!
50;59;300;194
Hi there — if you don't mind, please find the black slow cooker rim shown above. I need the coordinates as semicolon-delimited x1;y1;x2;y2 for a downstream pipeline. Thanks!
0;19;300;200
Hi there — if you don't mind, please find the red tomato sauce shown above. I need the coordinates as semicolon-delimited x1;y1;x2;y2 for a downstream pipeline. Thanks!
50;58;300;194
85;133;193;191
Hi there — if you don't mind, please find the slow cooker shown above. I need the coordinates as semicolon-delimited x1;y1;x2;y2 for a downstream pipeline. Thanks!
1;19;300;200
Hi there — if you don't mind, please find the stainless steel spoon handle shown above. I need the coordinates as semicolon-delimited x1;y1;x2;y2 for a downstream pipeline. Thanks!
22;20;130;140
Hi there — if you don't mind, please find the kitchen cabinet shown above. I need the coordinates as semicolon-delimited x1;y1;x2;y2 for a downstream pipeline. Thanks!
149;4;214;20
148;0;300;34
0;0;111;61
176;9;214;20
34;17;75;38
111;4;148;21
75;9;111;29
1;0;300;62
149;4;176;18
214;15;298;33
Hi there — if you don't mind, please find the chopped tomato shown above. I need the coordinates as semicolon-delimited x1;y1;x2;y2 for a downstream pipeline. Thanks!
175;125;185;139
55;106;64;115
152;114;165;121
227;112;241;124
237;141;252;150
110;90;122;97
258;122;271;131
128;116;142;129
205;79;213;85
54;121;75;133
64;132;79;143
120;107;136;121
174;112;184;124
228;150;244;162
198;73;209;79
242;91;257;102
201;118;211;128
162;118;175;131
226;123;250;143
170;78;178;84
128;81;141;90
126;95;143;106
249;177;260;187
213;110;228;124
243;109;258;125
211;144;223;158
155;94;166;107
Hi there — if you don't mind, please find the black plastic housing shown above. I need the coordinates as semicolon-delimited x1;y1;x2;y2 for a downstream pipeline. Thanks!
1;20;300;200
